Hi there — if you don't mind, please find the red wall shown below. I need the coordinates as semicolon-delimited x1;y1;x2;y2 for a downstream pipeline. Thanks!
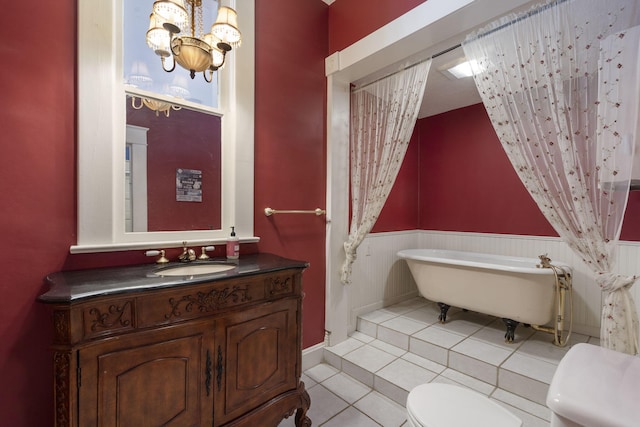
254;0;329;348
376;102;640;240
622;193;640;240
328;0;428;53
418;104;557;236
372;130;421;231
0;1;75;425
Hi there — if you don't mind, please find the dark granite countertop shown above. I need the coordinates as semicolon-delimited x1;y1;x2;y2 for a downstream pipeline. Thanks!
38;253;309;303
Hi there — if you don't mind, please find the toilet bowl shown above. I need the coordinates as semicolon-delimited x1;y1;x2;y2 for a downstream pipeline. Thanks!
406;383;522;427
547;343;640;427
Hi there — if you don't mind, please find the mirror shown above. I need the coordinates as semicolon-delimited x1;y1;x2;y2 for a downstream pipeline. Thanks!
73;0;255;253
122;0;223;234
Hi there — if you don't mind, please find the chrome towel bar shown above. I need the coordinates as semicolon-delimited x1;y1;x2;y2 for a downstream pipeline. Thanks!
264;207;326;216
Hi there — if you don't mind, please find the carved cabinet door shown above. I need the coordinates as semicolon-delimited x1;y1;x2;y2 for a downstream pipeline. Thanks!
77;322;215;427
214;298;298;425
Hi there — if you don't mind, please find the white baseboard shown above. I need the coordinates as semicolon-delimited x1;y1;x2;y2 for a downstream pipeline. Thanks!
301;342;325;372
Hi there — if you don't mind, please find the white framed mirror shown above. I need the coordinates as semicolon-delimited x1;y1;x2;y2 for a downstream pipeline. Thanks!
73;0;256;253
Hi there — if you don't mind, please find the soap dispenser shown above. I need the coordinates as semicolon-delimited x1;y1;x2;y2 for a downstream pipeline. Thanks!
226;226;239;259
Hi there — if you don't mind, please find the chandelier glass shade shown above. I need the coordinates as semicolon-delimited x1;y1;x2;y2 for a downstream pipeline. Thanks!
146;0;241;82
211;6;241;50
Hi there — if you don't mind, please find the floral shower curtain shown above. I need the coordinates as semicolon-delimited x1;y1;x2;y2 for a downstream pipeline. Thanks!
340;60;432;285
462;0;640;354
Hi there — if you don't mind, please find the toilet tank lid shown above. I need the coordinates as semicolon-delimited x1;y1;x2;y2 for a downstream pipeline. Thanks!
407;383;522;427
546;343;640;427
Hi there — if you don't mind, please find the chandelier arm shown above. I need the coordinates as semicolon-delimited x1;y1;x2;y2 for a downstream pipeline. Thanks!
161;55;176;73
203;68;213;83
169;36;182;57
131;96;143;110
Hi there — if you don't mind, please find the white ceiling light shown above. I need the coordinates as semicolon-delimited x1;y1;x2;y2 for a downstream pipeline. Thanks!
441;59;483;80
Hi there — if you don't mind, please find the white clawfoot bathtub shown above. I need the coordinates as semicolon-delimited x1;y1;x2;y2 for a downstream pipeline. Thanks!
397;249;571;342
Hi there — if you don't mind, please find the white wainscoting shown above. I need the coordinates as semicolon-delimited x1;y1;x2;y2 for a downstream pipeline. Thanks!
348;230;640;339
349;230;420;326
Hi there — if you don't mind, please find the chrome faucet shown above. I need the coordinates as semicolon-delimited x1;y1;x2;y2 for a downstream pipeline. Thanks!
179;241;197;262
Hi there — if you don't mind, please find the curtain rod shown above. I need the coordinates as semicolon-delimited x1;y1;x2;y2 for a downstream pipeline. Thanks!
466;0;568;43
352;0;569;92
352;44;460;92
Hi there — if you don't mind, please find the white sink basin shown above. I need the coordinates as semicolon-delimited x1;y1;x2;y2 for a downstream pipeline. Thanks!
157;264;235;277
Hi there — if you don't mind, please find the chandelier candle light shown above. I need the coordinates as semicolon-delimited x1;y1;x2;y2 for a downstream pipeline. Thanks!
146;0;241;82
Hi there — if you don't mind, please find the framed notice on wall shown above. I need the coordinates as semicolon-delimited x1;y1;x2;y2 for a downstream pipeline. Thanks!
176;168;202;202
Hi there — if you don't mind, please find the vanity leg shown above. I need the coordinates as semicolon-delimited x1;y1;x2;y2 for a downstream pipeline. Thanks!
295;382;311;427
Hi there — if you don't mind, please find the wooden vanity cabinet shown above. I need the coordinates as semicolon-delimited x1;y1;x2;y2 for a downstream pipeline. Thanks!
78;321;214;426
215;299;298;426
42;261;310;427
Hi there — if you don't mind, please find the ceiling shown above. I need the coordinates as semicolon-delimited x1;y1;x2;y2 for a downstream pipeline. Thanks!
349;34;484;119
418;46;481;118
351;46;483;119
338;1;541;119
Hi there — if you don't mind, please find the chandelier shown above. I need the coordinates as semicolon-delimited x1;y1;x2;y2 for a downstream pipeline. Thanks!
146;0;241;83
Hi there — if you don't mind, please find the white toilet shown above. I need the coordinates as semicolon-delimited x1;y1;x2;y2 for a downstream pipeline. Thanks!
406;382;522;427
547;342;640;427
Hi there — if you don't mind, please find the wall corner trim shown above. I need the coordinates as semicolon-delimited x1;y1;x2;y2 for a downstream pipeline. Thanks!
325;52;341;76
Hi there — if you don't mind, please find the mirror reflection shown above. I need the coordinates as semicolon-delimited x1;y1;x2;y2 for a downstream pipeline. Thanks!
125;100;222;232
124;0;220;107
123;0;223;234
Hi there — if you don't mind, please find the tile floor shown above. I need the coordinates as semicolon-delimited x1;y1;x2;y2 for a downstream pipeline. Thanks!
279;297;600;427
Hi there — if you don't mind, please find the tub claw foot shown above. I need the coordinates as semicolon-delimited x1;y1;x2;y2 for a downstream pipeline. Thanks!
502;318;519;343
437;303;450;323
